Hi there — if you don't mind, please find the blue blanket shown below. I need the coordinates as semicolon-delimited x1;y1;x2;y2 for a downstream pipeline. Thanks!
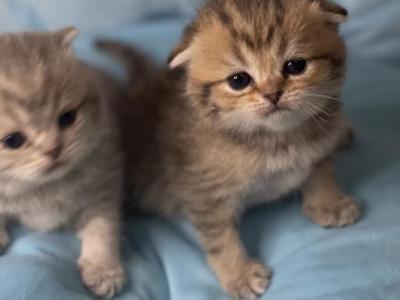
0;1;400;299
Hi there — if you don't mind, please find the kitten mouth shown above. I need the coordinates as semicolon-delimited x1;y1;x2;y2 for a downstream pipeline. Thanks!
262;106;290;117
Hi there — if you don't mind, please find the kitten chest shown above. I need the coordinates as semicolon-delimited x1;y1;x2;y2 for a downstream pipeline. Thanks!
0;187;83;232
244;155;312;207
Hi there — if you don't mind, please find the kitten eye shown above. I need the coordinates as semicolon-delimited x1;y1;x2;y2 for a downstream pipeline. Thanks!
283;59;307;76
227;72;253;91
58;109;77;129
2;132;26;150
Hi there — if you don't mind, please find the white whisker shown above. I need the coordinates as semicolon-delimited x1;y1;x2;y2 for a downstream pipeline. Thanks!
302;92;341;102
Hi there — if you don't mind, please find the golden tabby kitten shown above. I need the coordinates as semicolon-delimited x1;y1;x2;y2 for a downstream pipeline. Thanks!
101;0;360;299
0;28;125;298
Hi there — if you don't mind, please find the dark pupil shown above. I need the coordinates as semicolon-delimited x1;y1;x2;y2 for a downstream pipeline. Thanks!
284;59;307;75
228;72;252;90
3;132;26;150
58;110;77;129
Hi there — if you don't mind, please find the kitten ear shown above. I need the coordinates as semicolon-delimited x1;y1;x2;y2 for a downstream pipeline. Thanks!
168;23;197;69
168;46;194;69
316;0;348;24
53;27;79;49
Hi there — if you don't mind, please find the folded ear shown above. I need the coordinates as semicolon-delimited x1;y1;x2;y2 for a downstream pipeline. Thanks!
168;23;197;69
53;27;79;49
316;0;348;24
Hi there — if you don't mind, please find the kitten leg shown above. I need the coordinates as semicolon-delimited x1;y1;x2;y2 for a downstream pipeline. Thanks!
190;205;271;300
0;216;9;253
77;212;125;298
302;160;360;227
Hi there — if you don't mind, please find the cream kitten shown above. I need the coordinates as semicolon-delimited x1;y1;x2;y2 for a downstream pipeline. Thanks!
99;0;360;299
0;28;125;298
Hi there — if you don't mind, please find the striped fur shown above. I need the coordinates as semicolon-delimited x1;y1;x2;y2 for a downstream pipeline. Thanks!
103;1;359;299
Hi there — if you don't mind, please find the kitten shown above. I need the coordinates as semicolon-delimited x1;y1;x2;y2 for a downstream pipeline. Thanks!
100;0;360;299
0;28;125;298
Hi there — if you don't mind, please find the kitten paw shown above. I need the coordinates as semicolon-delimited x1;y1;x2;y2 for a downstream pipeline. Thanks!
221;261;271;300
79;259;125;298
304;196;360;228
0;230;9;253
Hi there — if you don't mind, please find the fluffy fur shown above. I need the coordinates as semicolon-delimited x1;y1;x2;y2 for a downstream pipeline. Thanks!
100;0;360;299
0;28;125;298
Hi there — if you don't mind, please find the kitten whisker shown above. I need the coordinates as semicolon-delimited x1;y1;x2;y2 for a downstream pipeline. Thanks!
303;92;341;102
303;101;332;118
300;102;334;133
300;105;331;135
303;102;331;121
303;105;335;135
227;105;269;115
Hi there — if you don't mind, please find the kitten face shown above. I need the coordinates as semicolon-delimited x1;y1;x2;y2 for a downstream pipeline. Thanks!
170;0;347;134
0;28;102;182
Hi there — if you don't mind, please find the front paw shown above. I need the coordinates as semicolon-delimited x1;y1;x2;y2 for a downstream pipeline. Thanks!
0;229;9;253
218;260;272;300
79;258;125;298
303;195;360;228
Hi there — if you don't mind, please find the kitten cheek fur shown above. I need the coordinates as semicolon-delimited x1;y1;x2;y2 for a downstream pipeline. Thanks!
0;28;126;297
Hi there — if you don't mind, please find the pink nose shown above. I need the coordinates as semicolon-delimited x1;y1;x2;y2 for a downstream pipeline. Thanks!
264;91;283;105
44;146;62;160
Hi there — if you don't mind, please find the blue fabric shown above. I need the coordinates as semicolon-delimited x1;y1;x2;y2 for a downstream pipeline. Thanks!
0;0;199;31
1;1;400;300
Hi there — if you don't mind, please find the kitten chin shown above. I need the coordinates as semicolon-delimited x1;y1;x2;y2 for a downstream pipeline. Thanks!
0;28;126;298
217;105;306;135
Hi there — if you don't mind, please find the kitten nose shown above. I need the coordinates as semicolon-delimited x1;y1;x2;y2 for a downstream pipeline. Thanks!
264;91;283;105
44;145;62;160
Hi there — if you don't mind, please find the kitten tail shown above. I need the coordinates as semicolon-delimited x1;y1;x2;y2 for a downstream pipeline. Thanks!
95;40;157;82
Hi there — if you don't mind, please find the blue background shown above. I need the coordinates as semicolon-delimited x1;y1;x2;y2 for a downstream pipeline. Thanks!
0;1;399;299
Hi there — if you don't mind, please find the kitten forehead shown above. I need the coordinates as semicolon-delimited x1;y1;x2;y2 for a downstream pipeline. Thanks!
0;73;33;100
0;30;90;138
0;64;83;111
0;31;85;106
204;0;327;51
170;0;346;70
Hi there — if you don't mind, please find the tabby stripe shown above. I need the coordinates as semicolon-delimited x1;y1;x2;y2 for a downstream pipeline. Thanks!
266;26;275;44
273;0;285;26
231;41;247;65
200;83;212;106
